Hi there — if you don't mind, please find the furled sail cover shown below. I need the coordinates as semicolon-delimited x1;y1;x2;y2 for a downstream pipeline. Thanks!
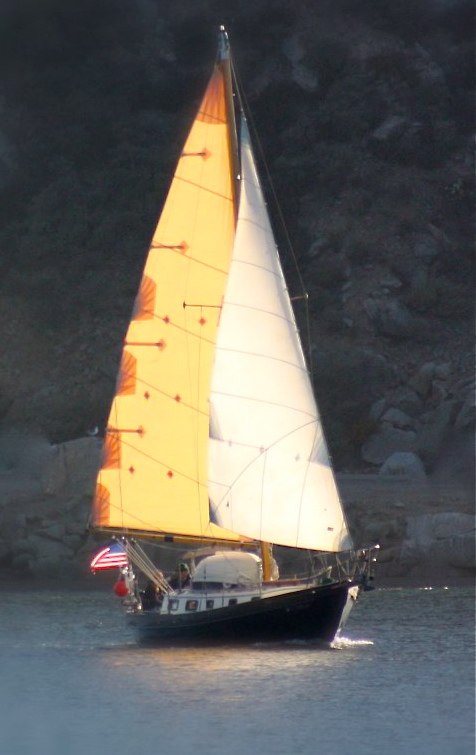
92;64;242;542
208;118;352;552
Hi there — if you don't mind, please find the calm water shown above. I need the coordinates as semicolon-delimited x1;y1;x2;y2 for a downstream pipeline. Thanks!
0;586;474;755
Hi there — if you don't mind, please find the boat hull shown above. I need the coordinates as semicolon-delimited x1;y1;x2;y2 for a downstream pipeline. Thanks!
129;580;359;644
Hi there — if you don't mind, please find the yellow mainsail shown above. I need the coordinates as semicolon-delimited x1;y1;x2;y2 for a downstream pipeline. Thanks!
92;59;243;543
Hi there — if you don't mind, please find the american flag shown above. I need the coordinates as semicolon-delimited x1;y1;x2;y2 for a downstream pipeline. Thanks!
90;541;128;572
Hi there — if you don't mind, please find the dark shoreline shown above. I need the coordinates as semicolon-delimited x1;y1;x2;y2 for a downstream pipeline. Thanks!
1;572;473;591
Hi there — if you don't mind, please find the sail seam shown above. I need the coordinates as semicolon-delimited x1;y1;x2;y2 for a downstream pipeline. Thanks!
219;300;299;327
229;257;284;278
173;174;234;203
214;346;310;372
236;213;274;235
211;389;317;419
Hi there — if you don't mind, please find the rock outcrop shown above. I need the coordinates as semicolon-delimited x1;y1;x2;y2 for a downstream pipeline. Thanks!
362;368;474;488
0;434;101;581
341;478;474;584
0;435;473;586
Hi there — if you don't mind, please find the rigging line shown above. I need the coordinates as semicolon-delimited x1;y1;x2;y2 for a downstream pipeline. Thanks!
231;59;315;383
258;448;267;546
231;62;305;296
196;304;205;538
294;418;320;549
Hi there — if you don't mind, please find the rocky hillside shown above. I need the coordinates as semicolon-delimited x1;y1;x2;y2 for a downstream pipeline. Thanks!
0;0;474;482
0;436;473;584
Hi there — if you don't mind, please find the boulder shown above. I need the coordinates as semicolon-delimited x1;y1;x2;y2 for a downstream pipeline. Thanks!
414;232;441;260
379;273;402;290
399;539;422;569
455;393;475;430
362;426;416;465
381;407;416;430
390;386;423;417
416;400;459;465
379;452;427;480
42;437;102;497
410;362;436;398
434;363;451;381
403;513;475;571
369;397;387;422
408;512;474;541
365;297;413;338
444;534;475;570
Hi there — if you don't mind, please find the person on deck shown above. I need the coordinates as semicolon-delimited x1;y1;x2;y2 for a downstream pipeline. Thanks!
140;580;162;609
169;562;191;590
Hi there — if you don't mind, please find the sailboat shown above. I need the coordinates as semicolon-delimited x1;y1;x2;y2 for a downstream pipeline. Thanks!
90;27;376;643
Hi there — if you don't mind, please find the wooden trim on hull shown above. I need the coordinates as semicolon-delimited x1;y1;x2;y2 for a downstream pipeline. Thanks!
129;580;358;644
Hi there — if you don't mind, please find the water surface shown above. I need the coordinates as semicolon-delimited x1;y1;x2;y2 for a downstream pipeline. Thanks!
0;586;473;754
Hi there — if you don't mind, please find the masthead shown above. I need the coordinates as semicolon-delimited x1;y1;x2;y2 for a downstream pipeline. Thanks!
218;25;230;61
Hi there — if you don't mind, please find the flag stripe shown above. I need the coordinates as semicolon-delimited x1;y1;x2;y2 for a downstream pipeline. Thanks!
90;543;128;571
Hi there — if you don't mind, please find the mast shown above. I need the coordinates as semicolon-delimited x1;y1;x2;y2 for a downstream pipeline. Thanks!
260;542;274;581
218;26;240;219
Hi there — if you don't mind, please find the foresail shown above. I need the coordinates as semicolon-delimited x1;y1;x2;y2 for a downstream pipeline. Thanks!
92;61;243;543
208;118;352;553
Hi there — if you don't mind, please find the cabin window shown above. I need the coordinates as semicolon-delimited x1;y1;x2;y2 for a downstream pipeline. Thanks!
185;600;198;611
228;598;238;606
206;599;214;610
169;599;179;611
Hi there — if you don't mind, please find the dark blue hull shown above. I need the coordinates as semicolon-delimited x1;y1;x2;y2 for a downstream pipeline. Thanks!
129;581;358;644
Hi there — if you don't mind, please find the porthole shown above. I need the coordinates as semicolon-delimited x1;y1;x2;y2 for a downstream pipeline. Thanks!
185;600;198;611
206;599;214;609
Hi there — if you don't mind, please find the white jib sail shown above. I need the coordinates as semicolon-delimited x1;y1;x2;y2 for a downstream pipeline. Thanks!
208;117;352;552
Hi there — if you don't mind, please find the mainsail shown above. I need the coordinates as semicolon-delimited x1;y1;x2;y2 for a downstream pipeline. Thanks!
92;32;352;554
92;52;242;542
